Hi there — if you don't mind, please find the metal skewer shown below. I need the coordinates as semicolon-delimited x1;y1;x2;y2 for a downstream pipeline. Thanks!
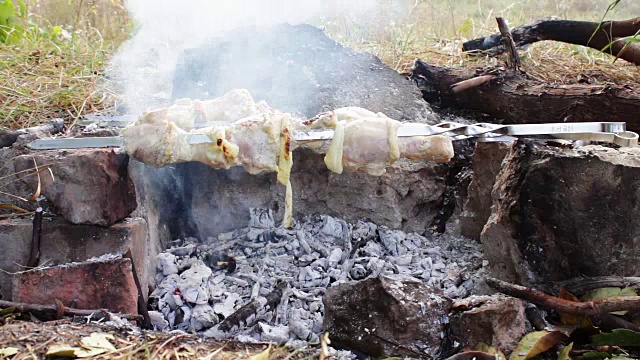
26;121;638;150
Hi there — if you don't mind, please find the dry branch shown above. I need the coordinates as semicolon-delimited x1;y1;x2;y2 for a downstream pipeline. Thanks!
486;278;640;316
463;17;640;65
0;299;142;321
496;17;521;72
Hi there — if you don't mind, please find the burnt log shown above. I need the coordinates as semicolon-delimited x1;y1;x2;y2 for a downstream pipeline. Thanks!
410;59;640;130
0;119;64;148
463;17;640;65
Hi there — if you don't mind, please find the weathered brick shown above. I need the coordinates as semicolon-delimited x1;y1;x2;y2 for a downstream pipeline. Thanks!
14;148;137;226
13;257;138;315
0;217;149;302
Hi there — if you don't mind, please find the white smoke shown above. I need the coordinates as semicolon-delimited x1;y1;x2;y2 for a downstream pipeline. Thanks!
108;0;383;114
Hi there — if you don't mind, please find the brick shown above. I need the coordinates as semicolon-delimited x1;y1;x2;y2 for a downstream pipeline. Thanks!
0;217;149;302
13;257;138;315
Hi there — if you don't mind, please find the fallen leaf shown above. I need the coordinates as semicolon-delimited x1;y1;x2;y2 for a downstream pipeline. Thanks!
45;344;105;358
476;342;507;360
510;331;567;360
557;342;573;360
582;287;637;315
591;329;640;347
249;345;271;360
80;333;116;351
45;344;80;358
74;347;106;358
0;347;19;357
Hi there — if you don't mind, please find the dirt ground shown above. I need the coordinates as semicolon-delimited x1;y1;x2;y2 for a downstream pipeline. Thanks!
0;319;319;360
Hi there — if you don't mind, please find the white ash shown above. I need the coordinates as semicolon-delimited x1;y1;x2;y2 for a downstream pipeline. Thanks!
149;208;485;347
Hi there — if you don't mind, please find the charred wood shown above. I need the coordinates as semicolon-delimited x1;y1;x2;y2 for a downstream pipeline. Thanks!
410;59;640;130
0;119;64;148
463;17;640;65
26;207;43;268
217;280;287;332
123;249;153;330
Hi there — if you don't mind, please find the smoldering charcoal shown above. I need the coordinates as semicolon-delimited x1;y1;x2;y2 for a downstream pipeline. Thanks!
149;208;484;346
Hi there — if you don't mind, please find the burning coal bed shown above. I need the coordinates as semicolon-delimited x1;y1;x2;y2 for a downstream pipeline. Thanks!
148;208;485;350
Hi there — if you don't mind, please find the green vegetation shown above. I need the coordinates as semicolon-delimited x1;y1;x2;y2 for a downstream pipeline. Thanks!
0;0;638;130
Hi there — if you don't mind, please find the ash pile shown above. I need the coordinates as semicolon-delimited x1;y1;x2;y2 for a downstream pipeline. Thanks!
148;208;485;346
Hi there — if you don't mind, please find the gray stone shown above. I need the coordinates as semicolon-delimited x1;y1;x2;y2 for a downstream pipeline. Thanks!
450;296;527;355
14;148;137;226
0;216;149;302
323;275;452;358
481;142;640;285
460;141;513;240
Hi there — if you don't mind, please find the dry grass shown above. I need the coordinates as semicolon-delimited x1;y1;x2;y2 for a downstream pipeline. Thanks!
0;320;319;359
322;0;640;83
0;27;120;130
0;0;126;130
0;0;638;128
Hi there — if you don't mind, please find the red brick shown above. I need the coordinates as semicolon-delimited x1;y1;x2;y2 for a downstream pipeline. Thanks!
13;257;138;315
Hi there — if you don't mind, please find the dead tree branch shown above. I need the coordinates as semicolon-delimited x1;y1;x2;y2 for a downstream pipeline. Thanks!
496;17;521;72
486;278;640;316
463;17;640;65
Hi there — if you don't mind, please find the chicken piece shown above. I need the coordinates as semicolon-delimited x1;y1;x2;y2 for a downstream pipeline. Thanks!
122;111;298;174
323;115;454;176
135;89;271;129
305;106;381;129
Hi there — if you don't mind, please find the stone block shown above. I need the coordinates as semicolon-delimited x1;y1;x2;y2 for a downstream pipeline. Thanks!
323;275;452;358
13;256;138;314
481;141;640;285
460;141;512;240
14;148;137;226
450;296;527;355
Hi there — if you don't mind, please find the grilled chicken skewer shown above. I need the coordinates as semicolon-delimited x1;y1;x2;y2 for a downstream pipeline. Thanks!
25;90;638;228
